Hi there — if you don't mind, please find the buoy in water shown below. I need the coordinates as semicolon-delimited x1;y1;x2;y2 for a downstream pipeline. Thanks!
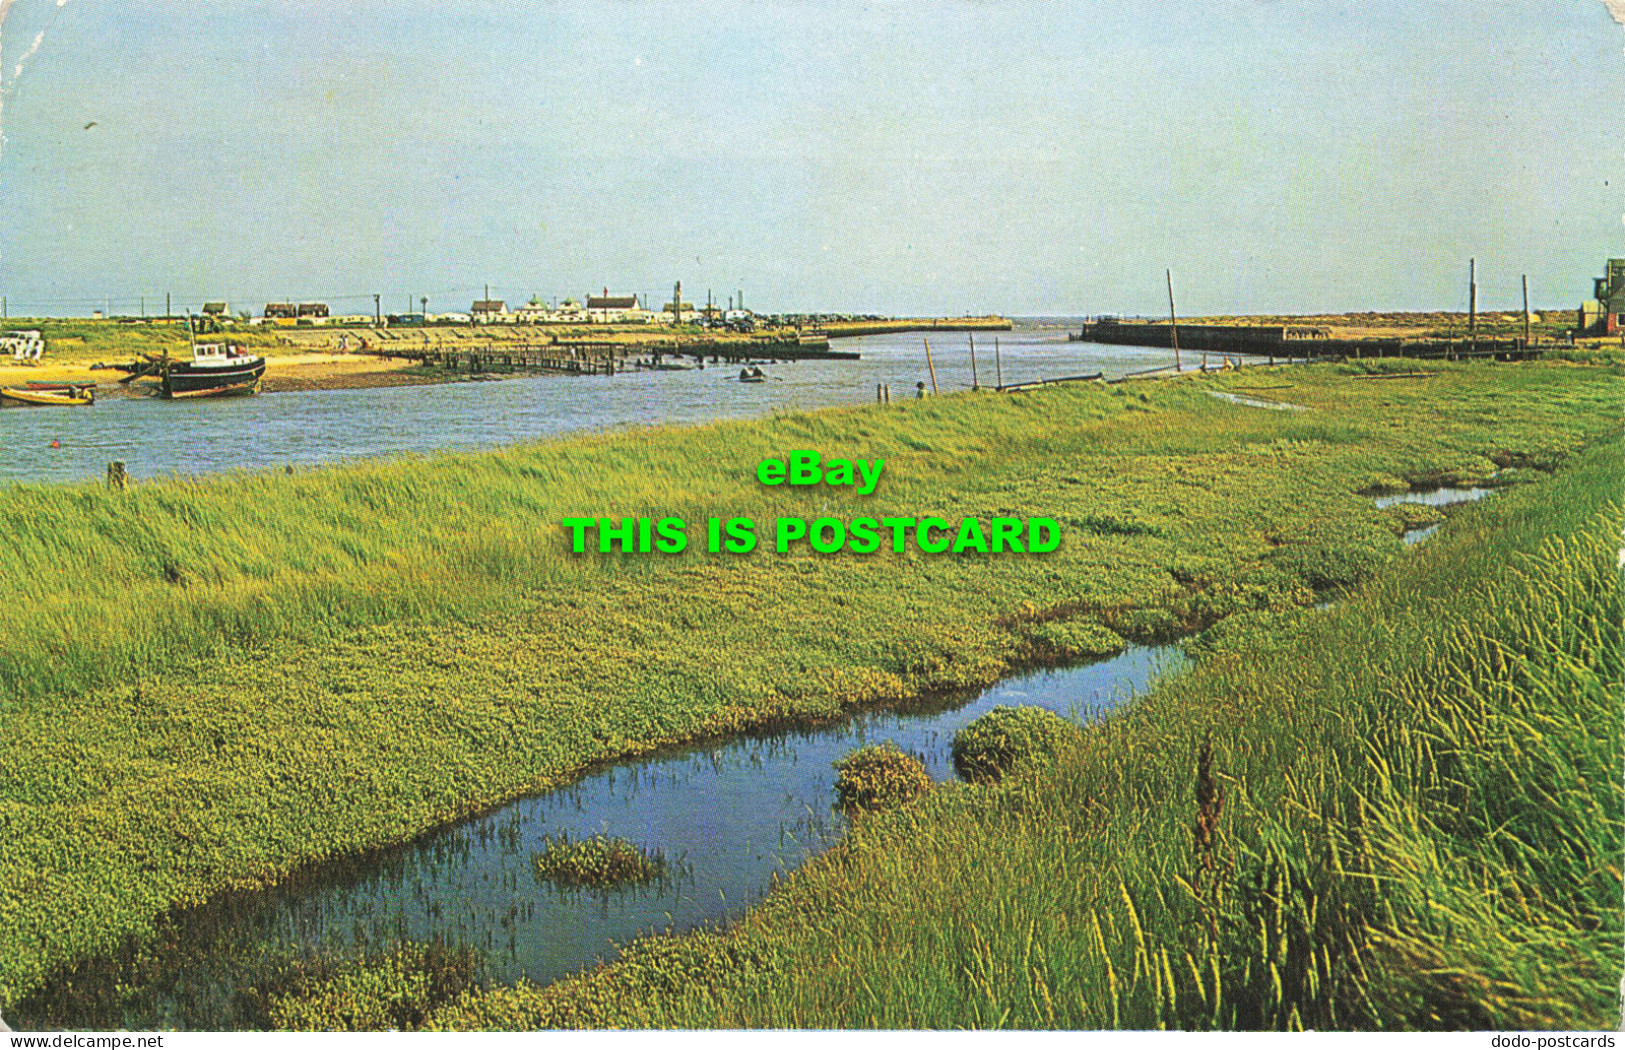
49;439;60;449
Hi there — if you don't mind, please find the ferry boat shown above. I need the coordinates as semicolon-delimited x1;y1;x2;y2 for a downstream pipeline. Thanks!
160;342;266;399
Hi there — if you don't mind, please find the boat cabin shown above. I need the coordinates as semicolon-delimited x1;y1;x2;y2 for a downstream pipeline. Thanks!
190;343;256;366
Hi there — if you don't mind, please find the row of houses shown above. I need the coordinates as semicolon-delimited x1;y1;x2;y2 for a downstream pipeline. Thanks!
211;282;759;328
472;287;753;327
471;294;652;325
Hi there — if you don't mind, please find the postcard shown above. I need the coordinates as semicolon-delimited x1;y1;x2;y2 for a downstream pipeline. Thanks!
0;1;1619;1039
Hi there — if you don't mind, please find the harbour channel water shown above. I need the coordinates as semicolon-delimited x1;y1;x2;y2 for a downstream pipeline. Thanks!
16;644;1187;1030
0;323;1232;485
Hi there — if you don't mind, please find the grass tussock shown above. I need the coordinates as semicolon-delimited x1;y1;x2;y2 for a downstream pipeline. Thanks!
1025;619;1126;660
951;706;1083;784
531;834;667;889
425;433;1623;1031
0;361;1618;1015
832;744;933;815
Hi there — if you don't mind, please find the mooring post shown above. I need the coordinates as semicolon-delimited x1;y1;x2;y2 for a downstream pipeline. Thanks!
994;337;1004;390
923;338;940;395
106;461;127;491
969;333;979;390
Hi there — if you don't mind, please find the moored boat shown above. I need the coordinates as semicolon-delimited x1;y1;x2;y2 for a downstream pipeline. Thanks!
160;343;266;399
0;382;95;406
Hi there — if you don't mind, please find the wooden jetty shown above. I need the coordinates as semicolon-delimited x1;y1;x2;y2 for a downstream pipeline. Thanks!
654;336;860;364
378;344;624;375
1072;318;1553;362
373;333;859;377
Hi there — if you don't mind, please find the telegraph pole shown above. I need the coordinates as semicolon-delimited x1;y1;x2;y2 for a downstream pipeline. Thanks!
1468;258;1477;353
1522;274;1531;344
374;293;381;327
1166;268;1182;372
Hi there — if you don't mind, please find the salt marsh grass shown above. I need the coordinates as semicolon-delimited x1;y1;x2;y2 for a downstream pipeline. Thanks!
430;434;1621;1030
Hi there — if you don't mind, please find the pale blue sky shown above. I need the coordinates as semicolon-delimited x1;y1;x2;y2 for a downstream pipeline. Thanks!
0;1;1620;317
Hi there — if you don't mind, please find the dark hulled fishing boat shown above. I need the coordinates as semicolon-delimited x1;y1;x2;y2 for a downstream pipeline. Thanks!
160;342;266;399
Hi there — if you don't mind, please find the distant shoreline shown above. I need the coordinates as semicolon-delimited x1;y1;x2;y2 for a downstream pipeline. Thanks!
0;317;1014;395
1;309;1607;397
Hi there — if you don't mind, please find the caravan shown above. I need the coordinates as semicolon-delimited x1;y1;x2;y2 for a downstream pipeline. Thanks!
1;330;44;363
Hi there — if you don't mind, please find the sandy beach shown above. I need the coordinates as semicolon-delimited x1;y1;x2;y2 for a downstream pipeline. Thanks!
0;351;437;396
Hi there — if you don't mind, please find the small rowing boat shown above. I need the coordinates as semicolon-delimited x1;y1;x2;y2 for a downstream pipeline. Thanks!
0;383;95;406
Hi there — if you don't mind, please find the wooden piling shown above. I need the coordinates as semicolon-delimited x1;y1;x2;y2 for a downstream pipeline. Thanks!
969;333;979;389
923;338;940;395
994;337;1004;390
106;461;127;491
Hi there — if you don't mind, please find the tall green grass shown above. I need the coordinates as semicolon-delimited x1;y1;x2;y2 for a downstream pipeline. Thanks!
427;432;1622;1031
0;362;1618;1015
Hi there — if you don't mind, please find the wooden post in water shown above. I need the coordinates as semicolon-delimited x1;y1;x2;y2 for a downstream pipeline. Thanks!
969;333;979;390
106;462;127;491
923;338;940;395
993;337;1004;390
1166;269;1183;372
